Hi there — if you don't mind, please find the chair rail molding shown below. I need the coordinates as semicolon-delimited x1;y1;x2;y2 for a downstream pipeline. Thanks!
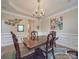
1;32;78;47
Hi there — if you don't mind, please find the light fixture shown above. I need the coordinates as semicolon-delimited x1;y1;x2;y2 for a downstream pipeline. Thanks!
33;0;44;18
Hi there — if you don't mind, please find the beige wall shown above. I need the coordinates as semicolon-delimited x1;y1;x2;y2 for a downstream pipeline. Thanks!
1;20;12;33
41;19;50;32
62;8;78;34
1;16;41;33
1;8;78;47
41;8;78;34
2;8;78;35
12;19;42;36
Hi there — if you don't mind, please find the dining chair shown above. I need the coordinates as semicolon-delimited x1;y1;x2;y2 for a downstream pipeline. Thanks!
31;31;38;40
41;32;58;59
41;31;72;59
11;31;21;59
10;31;33;59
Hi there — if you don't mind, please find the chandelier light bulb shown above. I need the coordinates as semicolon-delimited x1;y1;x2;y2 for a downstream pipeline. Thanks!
33;0;44;18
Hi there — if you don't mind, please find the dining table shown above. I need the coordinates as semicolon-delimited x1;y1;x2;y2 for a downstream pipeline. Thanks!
23;35;78;52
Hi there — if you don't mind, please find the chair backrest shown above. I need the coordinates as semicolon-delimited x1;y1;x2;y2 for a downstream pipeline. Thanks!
45;33;56;59
46;33;53;48
46;31;58;49
50;31;56;37
31;31;38;40
10;31;21;59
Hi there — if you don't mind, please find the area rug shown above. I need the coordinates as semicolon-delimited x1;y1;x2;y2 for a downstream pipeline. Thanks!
48;48;77;59
1;48;78;59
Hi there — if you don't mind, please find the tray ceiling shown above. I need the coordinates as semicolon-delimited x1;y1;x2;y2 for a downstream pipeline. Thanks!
1;0;78;19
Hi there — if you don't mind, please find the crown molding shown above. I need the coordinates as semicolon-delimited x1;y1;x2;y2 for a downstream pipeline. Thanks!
7;0;78;19
53;5;78;16
2;5;77;20
2;10;37;19
43;5;78;19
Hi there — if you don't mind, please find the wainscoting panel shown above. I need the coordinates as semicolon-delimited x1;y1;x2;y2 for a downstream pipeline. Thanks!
1;32;78;48
1;33;28;47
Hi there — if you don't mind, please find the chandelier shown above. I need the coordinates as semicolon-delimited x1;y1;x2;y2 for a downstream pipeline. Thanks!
33;0;44;18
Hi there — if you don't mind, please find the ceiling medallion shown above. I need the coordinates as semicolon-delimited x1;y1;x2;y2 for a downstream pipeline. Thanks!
33;0;44;18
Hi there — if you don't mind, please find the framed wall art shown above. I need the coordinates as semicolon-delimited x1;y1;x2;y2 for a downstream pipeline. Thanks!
50;16;63;30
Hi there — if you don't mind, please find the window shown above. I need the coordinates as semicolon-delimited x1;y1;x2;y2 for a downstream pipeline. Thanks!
17;25;24;32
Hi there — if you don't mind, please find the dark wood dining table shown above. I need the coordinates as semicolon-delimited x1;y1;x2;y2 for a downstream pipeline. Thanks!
23;36;47;49
23;35;78;51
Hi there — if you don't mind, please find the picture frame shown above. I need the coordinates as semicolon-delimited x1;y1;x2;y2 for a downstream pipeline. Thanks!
50;16;63;30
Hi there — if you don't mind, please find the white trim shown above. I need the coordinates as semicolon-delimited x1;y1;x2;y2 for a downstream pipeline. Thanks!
2;10;35;19
1;32;78;35
39;32;78;36
58;32;77;36
1;32;78;47
2;0;78;19
8;0;78;19
2;6;77;19
42;5;78;19
51;6;78;17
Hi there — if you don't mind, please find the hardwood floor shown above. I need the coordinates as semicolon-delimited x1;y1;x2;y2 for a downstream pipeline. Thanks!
1;43;66;56
1;43;78;59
